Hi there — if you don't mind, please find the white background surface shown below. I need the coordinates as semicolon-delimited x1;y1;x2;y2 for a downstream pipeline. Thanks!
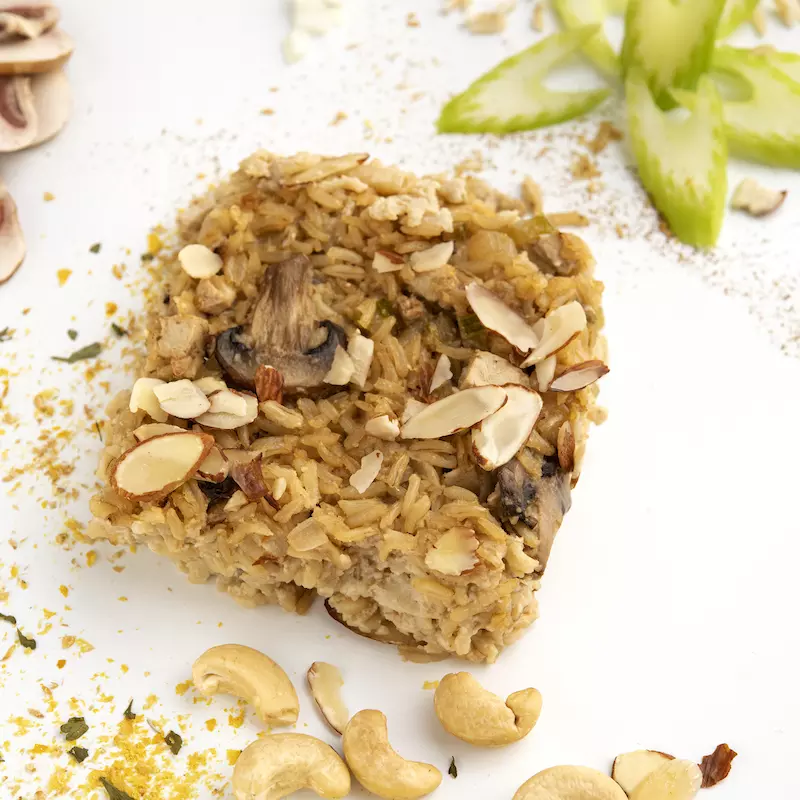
1;2;799;798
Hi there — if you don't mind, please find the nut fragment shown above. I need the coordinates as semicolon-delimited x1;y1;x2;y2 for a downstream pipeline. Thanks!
195;390;258;429
349;450;384;494
193;376;228;395
347;333;374;389
460;351;529;389
434;672;542;747
521;301;587;367
231;733;351;800
465;282;539;353
196;446;229;483
129;377;168;422
365;414;400;441
255;365;284;403
612;751;674;795
550;360;609;392
372;250;404;273
307;662;349;734
424;529;479;576
178;243;223;279
628;759;702;800
402;398;428;425
410;240;454;273
133;422;185;441
192;644;299;727
153;379;211;419
698;744;737;789
401;385;507;440
730;178;787;217
514;766;628;800
111;432;213;502
324;346;355;385
536;354;557;392
429;354;452;392
342;709;442;800
557;421;575;473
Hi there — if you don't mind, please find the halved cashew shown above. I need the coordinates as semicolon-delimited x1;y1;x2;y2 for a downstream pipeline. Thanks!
513;766;628;800
342;709;442;799
232;733;351;800
629;759;702;800
307;662;349;735
433;672;542;747
192;644;299;726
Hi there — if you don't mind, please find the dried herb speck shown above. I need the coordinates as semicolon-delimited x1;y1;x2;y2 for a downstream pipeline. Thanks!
140;252;154;262
94;421;103;441
111;323;128;337
99;777;135;800
448;757;458;779
17;629;36;650
0;611;16;625
60;717;89;741
67;328;78;340
89;243;101;254
0;326;12;342
68;745;89;763
123;699;136;720
164;730;183;755
52;342;102;363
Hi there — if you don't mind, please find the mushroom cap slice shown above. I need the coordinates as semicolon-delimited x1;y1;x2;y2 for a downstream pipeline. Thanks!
0;74;36;151
0;27;73;74
0;4;59;43
0;181;25;284
29;67;69;146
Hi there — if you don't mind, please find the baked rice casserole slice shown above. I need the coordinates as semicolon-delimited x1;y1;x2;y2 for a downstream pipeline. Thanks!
87;151;607;663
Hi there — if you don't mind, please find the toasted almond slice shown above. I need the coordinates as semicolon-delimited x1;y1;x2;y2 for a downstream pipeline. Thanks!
429;354;452;392
133;422;185;442
520;301;587;367
465;282;540;353
401;385;507;440
111;432;213;502
349;450;384;493
730;178;787;217
612;750;675;796
424;528;479;576
153;379;211;419
0;182;24;283
129;377;168;423
557;420;575;473
195;390;258;430
550;360;609;392
203;388;247;417
272;476;287;500
178;243;223;279
324;345;355;385
364;414;400;441
0;27;73;74
224;489;248;512
536;354;557;392
348;334;374;389
283;153;369;186
410;240;454;273
29;68;70;147
372;250;404;273
196;446;229;483
254;365;284;403
472;385;543;470
460;351;529;389
307;662;349;735
629;759;702;800
402;398;428;425
193;376;228;395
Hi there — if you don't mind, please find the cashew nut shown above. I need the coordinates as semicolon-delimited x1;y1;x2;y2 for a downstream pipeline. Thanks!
307;661;349;735
231;733;351;800
342;709;442;800
513;766;628;800
192;644;299;726
433;672;542;747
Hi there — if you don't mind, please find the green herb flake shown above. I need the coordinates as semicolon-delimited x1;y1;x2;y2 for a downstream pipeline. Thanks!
164;730;183;755
68;745;89;763
89;243;102;254
52;342;102;364
0;611;16;625
99;777;135;800
376;298;395;318
457;314;488;348
140;252;154;262
67;329;78;340
0;326;13;342
111;323;128;338
123;699;136;720
17;629;36;650
60;717;89;741
94;421;103;441
448;757;458;778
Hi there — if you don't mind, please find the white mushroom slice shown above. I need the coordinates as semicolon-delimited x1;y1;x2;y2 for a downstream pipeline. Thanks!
520;301;587;367
401;385;507;440
133;422;185;442
129;377;168;423
349;450;384;494
364;414;400;441
612;750;675;796
111;432;213;502
730;178;787;217
28;68;70;147
536;355;557;392
0;5;59;42
472;385;543;470
347;334;374;389
629;759;703;800
0;75;36;152
0;182;24;284
307;662;349;735
401;398;428;425
410;240;454;273
550;360;609;392
460;351;529;389
0;27;73;74
195;391;258;429
324;346;355;385
196;446;229;483
153;379;211;419
429;354;452;392
372;250;404;273
465;282;540;353
192;376;228;395
178;243;223;279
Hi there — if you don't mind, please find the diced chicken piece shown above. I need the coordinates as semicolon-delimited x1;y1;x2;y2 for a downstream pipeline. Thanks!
194;275;237;315
396;294;426;323
157;314;209;378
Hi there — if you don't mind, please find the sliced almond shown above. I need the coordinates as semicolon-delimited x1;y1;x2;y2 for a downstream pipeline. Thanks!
536;354;557;392
410;240;454;273
550;360;609;392
629;759;702;800
195;390;258;430
401;385;507;440
472;385;543;470
699;744;737;789
429;354;452;392
348;334;374;389
349;450;384;494
372;250;404;273
460;351;529;389
557;420;575;473
193;376;228;395
612;751;675;795
272;476;288;500
29;68;70;147
129;377;168;423
324;345;355;385
307;662;349;735
730;178;787;217
201;388;247;416
254;365;284;404
178;243;223;279
133;422;185;442
402;398;428;425
111;432;213;502
520;301;587;367
364;414;400;441
153;379;211;419
465;282;539;353
196;446;229;483
424;527;479;576
0;182;24;283
230;454;272;502
0;27;73;74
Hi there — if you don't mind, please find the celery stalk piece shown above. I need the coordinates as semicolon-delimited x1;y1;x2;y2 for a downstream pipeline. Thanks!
437;27;610;135
621;0;727;107
626;71;728;247
717;0;759;39
755;48;800;85
553;0;626;77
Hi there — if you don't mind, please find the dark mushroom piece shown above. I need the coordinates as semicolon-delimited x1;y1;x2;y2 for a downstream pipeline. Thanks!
215;254;345;394
0;5;60;43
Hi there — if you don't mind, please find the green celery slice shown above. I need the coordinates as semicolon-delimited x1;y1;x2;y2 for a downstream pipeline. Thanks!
753;47;800;85
674;47;800;168
627;71;727;247
437;27;610;134
717;0;759;39
621;0;727;107
553;0;626;77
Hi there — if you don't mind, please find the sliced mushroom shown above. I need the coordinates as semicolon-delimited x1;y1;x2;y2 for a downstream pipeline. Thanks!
0;4;59;42
0;27;73;74
0;74;35;150
0;180;24;284
215;255;346;394
28;67;69;146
